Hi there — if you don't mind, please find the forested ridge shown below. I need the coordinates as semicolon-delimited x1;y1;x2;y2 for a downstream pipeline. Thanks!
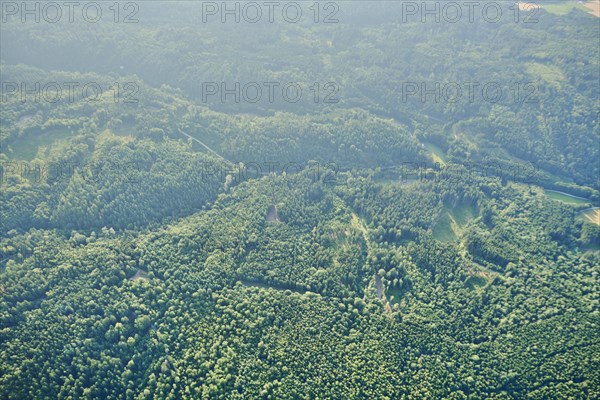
1;1;599;399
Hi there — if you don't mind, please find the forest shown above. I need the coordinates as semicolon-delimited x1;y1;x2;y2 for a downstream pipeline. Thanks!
1;1;599;399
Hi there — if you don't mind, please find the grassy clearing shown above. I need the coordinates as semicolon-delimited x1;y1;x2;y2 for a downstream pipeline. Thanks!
453;203;477;226
433;212;457;242
526;63;565;89
465;275;487;290
433;203;477;242
423;142;446;166
542;1;592;15
545;189;590;205
7;127;74;160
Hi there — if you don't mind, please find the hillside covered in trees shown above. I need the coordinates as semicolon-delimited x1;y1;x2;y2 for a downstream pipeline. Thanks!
1;1;599;398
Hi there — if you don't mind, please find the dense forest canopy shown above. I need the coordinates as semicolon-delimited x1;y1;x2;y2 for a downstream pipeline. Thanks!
1;1;599;399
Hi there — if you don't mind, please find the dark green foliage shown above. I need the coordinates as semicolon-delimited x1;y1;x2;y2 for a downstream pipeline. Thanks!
1;4;599;399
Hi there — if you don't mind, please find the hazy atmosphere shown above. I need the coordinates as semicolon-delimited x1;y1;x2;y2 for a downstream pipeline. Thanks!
1;1;599;398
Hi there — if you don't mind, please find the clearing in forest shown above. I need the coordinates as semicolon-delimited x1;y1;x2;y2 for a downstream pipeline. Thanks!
582;208;600;226
423;142;446;167
130;269;150;282
433;203;477;242
584;0;600;17
6;127;74;161
544;189;591;206
266;204;281;223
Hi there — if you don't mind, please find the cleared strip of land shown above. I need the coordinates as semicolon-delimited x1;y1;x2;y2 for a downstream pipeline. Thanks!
584;0;600;17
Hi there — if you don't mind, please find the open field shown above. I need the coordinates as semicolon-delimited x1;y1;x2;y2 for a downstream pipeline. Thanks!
545;189;591;205
423;142;446;166
433;203;477;242
433;212;457;242
5;128;74;160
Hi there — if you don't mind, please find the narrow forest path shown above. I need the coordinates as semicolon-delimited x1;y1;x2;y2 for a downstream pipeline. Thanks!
177;127;233;165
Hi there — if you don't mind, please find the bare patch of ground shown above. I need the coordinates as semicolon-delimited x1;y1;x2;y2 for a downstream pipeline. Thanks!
583;208;600;226
518;2;541;12
266;204;280;223
130;269;149;281
584;0;600;17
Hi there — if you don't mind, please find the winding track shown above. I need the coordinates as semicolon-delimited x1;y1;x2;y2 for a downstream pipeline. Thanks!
177;128;233;165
